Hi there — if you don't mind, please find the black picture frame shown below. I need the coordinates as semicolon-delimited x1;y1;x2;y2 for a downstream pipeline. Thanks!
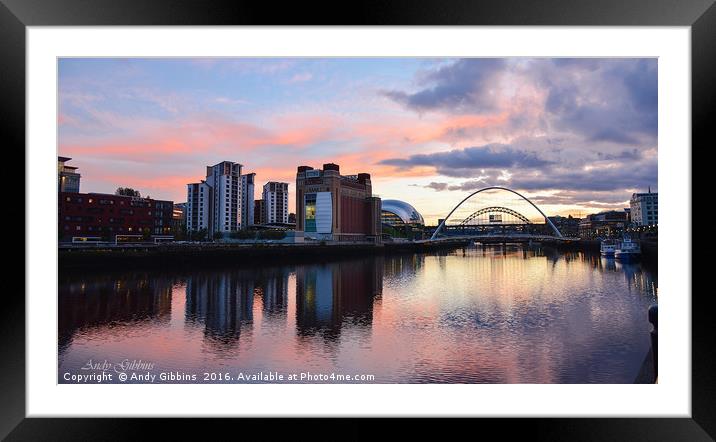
4;0;711;439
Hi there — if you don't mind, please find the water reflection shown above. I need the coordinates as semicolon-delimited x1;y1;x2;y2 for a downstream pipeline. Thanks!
58;274;173;356
58;245;658;383
296;258;383;340
185;272;255;349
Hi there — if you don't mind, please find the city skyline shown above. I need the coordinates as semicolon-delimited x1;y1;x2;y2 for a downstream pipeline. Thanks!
58;57;657;224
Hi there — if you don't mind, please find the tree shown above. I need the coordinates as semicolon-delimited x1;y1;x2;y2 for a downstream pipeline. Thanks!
115;187;141;197
193;228;208;241
231;230;256;240
257;230;286;240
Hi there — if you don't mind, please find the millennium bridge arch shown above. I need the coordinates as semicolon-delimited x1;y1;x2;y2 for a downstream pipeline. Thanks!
459;206;532;226
431;186;563;240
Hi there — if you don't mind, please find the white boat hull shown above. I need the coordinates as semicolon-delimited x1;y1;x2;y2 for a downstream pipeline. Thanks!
615;251;640;260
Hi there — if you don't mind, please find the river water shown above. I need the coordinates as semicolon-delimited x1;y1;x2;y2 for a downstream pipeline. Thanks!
58;245;657;383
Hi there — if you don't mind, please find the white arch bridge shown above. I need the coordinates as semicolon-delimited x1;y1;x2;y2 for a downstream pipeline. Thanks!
430;186;564;241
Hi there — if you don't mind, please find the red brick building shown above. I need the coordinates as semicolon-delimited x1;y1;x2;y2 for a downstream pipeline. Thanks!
295;163;381;242
59;192;174;241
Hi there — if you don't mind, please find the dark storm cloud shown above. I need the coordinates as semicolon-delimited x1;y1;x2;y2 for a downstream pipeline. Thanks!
381;59;505;113
380;144;554;171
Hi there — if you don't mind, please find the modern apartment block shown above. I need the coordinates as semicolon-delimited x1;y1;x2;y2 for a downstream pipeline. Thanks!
186;161;244;237
254;199;266;225
263;182;289;224
630;189;658;226
58;156;81;193
241;173;256;227
186;182;211;232
295;163;381;242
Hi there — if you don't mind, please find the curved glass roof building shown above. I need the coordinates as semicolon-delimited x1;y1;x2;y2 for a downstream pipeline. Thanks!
381;199;425;226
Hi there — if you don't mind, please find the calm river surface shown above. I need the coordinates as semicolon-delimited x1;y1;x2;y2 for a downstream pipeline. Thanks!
59;245;657;383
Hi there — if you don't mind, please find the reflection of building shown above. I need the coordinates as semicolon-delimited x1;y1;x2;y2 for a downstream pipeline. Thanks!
260;269;290;317
186;161;244;237
58;156;81;193
381;199;425;226
384;254;425;279
295;259;383;339
185;272;254;346
296;163;381;242
263;182;289;224
241;173;256;228
579;210;628;238
59;192;174;240
58;275;173;352
630;189;658;226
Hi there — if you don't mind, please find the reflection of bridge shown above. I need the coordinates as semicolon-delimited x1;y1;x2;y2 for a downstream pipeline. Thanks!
431;186;564;240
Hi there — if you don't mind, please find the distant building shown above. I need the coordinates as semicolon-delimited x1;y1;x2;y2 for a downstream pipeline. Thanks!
579;210;628;238
58;156;81;193
59;192;173;241
548;215;581;237
186;161;244;237
186;181;211;232
630;189;658;226
288;213;296;224
241;173;255;227
296;163;381;242
381;200;425;227
263;182;289;224
173;203;186;235
254;199;266;225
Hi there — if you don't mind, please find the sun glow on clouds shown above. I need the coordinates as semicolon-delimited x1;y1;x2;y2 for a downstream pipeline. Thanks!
59;58;656;224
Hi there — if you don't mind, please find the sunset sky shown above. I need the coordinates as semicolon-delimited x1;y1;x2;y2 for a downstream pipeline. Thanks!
58;58;657;224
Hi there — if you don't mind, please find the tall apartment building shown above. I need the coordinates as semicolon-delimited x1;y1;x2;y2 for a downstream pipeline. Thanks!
241;173;255;228
186;182;211;232
254;199;266;225
58;156;81;193
630;188;658;226
263;182;289;224
186;161;244;237
295;163;381;242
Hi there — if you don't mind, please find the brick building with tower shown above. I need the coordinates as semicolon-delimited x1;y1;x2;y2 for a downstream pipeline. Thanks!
295;163;381;242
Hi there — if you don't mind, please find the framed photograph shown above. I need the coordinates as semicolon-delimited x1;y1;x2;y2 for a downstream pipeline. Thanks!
6;0;711;438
